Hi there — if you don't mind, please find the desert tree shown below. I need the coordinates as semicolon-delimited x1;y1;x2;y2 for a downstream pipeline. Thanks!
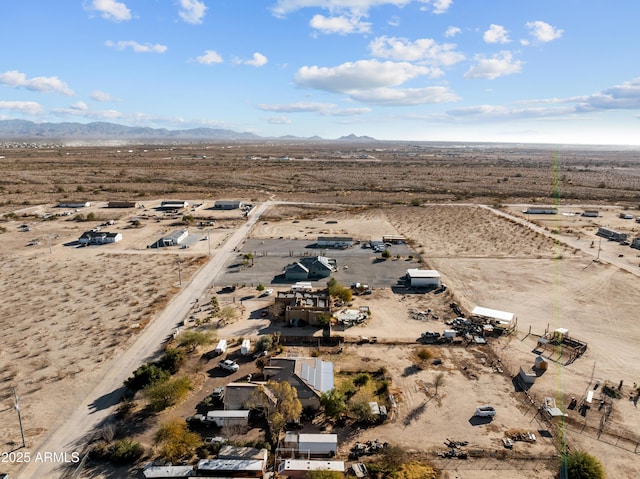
249;380;302;441
144;376;192;411
154;420;201;463
176;330;214;353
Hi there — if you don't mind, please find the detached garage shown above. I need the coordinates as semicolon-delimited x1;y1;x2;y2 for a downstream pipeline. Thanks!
406;269;441;288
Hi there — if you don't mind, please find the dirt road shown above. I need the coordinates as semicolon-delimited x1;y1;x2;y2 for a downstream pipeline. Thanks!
17;202;273;479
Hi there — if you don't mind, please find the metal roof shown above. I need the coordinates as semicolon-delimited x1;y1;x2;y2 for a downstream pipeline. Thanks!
471;306;515;323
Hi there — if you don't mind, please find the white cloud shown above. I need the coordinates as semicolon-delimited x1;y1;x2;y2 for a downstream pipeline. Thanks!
196;50;223;64
266;115;292;125
88;0;132;22
431;0;452;14
464;51;523;80
310;14;371;34
445;26;460;37
105;40;167;53
70;101;88;111
369;36;464;66
446;104;574;120
0;70;74;96
526;21;563;42
295;60;434;93
272;0;452;18
575;77;640;111
178;0;207;24
90;90;119;102
0;101;44;115
483;24;510;44
349;86;459;105
258;101;371;115
245;53;268;67
388;16;400;27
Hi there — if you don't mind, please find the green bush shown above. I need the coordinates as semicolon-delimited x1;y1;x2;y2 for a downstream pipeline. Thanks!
108;438;144;465
124;363;170;391
564;450;605;479
353;372;370;387
144;376;192;412
157;348;186;374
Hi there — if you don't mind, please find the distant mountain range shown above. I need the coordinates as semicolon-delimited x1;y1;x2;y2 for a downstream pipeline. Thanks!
0;120;376;143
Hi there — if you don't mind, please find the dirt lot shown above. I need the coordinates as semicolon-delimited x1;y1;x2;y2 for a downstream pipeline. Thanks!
1;157;640;478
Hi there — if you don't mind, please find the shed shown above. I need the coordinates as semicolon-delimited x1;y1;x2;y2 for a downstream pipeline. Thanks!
153;229;189;248
471;306;516;328
405;269;441;288
519;367;536;385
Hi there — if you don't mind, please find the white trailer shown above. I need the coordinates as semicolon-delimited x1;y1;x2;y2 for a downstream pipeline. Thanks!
206;410;250;427
241;339;251;356
297;433;338;456
214;339;227;356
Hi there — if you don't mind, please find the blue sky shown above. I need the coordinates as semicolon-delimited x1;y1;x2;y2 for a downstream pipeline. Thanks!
1;0;639;144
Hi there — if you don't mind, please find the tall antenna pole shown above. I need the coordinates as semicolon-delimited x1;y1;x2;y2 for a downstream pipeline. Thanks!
14;387;26;448
177;257;182;286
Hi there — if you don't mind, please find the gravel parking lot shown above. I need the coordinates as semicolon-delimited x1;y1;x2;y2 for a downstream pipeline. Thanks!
216;239;420;289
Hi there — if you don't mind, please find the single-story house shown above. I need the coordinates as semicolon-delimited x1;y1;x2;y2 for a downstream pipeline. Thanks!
284;256;336;281
78;231;122;245
264;357;334;409
284;262;310;281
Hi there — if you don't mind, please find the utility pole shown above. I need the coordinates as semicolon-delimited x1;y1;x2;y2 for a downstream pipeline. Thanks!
596;235;602;261
207;230;211;256
14;387;25;448
177;257;182;286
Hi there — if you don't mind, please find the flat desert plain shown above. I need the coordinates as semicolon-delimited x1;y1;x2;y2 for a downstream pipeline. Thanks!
2;198;640;478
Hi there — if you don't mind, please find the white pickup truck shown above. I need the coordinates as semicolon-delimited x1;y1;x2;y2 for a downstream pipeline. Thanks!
218;359;239;372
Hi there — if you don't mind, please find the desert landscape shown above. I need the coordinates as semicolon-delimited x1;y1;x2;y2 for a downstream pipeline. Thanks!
1;142;640;479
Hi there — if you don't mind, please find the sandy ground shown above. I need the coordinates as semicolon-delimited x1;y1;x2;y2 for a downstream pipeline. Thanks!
2;201;640;478
0;201;241;477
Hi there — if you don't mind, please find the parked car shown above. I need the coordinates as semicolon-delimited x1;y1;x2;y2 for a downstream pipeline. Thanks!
204;436;227;445
218;359;239;372
474;405;497;417
211;386;225;402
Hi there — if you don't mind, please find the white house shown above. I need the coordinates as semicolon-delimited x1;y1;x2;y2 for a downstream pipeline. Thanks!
78;231;122;245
